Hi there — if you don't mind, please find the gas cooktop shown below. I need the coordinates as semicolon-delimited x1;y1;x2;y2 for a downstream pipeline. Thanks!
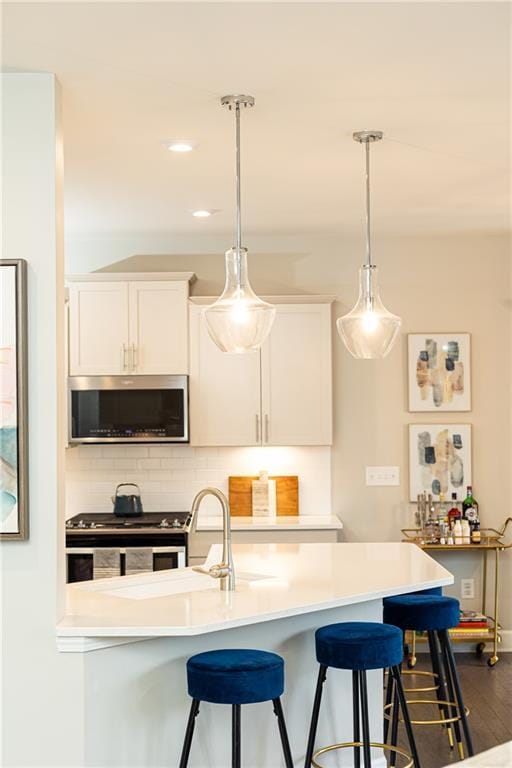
65;511;190;531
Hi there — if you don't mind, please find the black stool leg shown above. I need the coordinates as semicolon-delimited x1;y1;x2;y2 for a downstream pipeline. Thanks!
438;629;465;758
428;630;454;748
304;664;327;767
273;698;294;768
353;670;361;768
438;629;474;758
389;669;400;767
359;670;372;768
391;666;421;768
232;704;241;768
179;699;200;768
383;668;394;744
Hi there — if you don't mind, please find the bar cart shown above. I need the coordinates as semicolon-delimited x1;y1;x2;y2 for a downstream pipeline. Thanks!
401;518;512;667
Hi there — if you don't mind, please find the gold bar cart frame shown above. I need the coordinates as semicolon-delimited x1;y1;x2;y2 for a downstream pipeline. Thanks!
401;518;512;668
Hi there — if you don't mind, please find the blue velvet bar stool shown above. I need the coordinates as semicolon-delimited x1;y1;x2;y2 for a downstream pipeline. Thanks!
383;594;474;763
179;648;294;768
304;622;421;768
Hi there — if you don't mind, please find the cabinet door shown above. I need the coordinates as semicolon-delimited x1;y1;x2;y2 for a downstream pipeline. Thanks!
69;282;129;375
128;281;188;374
189;304;262;446
261;304;332;446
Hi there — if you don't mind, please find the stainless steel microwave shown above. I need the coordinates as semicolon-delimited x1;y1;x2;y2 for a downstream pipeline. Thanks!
68;375;189;443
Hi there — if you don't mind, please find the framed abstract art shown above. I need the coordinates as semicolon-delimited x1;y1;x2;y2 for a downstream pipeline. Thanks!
0;259;29;540
408;333;471;412
409;423;472;502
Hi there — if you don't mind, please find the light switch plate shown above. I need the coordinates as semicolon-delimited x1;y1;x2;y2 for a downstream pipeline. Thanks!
461;579;475;600
365;466;400;487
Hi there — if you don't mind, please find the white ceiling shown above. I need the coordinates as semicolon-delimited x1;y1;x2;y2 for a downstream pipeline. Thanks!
2;2;510;238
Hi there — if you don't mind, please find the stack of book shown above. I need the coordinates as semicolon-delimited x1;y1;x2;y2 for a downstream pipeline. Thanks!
448;610;489;639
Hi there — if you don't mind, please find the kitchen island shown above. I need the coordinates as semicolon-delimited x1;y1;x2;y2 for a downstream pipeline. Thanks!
58;543;452;767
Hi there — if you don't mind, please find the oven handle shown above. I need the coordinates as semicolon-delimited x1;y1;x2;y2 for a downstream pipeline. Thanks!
66;546;186;567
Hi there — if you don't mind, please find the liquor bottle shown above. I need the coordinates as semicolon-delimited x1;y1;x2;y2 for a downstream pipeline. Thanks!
453;519;463;545
471;522;481;545
461;518;471;544
437;492;448;523
462;486;479;526
448;492;461;529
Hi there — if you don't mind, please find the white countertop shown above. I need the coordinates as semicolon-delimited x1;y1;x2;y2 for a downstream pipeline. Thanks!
57;542;452;642
196;514;343;531
442;742;512;767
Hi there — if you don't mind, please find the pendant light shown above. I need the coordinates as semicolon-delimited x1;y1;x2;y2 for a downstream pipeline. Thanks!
205;95;275;354
337;131;401;359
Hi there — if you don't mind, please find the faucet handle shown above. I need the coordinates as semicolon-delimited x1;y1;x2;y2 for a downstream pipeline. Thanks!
208;563;232;579
192;563;231;579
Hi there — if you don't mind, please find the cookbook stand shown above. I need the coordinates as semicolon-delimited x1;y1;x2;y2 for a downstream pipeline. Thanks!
401;518;512;667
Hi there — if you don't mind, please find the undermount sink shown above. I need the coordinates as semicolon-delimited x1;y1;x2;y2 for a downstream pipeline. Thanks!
79;567;275;601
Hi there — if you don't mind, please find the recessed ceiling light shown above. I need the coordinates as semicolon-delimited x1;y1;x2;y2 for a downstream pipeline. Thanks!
192;209;215;218
164;140;197;153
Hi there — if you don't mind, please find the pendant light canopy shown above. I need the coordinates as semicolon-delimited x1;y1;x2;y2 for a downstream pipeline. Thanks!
337;131;401;359
204;95;275;354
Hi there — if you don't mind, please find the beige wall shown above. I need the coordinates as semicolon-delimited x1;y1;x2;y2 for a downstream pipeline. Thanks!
66;230;512;634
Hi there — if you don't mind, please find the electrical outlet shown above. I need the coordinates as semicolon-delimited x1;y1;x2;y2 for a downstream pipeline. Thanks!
365;466;400;486
461;579;475;600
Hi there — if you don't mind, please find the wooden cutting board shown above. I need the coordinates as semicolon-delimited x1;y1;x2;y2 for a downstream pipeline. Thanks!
229;476;299;517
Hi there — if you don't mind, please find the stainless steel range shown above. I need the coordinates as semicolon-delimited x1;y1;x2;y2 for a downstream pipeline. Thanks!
65;511;190;583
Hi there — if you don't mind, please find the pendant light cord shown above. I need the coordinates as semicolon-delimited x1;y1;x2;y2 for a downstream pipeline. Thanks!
235;102;242;289
365;139;372;268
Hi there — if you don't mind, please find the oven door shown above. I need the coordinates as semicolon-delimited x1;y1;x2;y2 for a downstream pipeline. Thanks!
68;375;189;443
66;546;187;583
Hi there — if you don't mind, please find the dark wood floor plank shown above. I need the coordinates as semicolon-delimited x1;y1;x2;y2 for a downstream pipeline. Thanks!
389;653;512;767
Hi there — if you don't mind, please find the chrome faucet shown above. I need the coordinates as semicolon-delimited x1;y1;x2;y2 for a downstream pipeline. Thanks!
188;488;235;591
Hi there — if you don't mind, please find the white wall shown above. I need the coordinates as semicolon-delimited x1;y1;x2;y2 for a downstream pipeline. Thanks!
66;445;331;519
1;74;83;767
66;231;512;635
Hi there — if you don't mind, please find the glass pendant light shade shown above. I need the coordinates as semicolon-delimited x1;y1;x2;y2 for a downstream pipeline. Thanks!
205;247;276;353
207;94;275;354
336;264;401;359
337;130;401;359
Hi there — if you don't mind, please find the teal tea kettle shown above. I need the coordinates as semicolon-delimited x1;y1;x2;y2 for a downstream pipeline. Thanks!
112;483;144;517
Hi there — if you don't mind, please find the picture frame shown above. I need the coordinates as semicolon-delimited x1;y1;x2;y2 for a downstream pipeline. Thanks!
408;423;472;502
408;333;471;412
0;259;29;540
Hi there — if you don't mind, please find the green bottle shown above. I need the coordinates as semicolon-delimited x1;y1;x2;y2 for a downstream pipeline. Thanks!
462;485;479;525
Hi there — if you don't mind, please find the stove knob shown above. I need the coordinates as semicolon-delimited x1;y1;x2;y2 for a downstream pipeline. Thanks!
160;518;170;528
77;520;86;529
65;520;74;529
172;518;182;528
89;522;97;529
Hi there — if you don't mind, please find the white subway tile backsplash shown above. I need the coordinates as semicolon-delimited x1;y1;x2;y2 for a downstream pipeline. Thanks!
137;458;162;470
65;445;331;519
148;446;174;458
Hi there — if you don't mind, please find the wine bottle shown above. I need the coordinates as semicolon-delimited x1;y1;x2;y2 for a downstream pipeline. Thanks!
462;485;479;526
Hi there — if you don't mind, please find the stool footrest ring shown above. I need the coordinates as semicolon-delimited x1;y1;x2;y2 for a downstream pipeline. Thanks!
312;741;413;768
384;699;470;726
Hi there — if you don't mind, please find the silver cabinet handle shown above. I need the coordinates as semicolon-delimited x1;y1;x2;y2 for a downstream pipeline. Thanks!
131;343;137;371
255;414;260;443
122;344;128;371
264;414;269;443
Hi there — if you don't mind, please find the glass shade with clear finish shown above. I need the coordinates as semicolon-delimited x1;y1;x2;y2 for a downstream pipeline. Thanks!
336;265;401;359
205;247;276;353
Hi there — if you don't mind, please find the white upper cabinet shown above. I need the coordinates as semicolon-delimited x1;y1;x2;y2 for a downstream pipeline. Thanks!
67;273;193;376
189;299;333;447
261;304;332;446
128;281;188;374
69;282;129;375
189;304;261;446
